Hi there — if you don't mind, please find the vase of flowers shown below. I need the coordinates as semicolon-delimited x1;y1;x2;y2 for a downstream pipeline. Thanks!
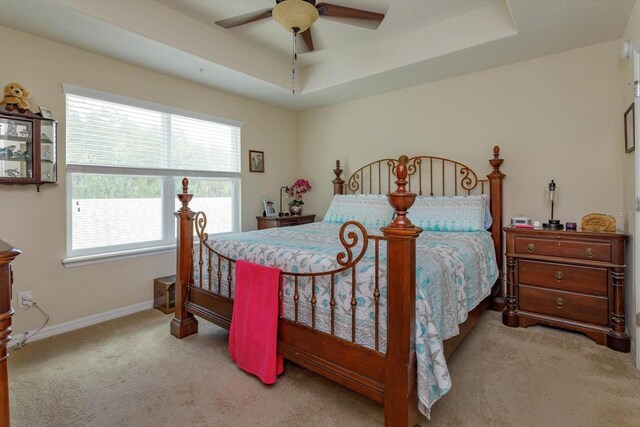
287;178;311;215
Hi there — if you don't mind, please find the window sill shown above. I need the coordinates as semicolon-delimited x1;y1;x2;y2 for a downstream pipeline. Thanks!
62;244;176;268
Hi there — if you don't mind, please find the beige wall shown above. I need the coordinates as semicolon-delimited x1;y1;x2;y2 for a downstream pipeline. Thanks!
0;26;298;333
299;40;624;231
621;1;640;361
299;38;637;355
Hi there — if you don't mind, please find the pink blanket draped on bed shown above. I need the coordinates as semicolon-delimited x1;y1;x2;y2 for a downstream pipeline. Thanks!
229;260;284;384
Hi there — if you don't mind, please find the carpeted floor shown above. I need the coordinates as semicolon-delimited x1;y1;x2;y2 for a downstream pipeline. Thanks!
8;310;640;427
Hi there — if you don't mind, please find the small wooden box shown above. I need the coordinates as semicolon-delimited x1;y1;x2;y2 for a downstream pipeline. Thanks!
153;275;176;314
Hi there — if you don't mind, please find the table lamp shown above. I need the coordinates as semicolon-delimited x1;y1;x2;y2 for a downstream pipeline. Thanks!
279;186;290;217
543;179;563;230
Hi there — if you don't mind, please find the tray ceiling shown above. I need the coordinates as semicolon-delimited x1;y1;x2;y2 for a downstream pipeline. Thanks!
0;0;635;111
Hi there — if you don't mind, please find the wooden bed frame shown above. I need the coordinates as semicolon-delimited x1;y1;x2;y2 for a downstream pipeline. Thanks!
171;146;505;426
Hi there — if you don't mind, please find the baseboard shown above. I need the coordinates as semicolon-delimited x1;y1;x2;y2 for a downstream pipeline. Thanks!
9;300;154;348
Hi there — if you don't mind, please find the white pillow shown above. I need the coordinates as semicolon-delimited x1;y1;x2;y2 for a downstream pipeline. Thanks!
323;194;395;228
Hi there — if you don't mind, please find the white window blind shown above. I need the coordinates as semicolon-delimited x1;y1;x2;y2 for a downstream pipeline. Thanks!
66;93;241;174
64;85;241;261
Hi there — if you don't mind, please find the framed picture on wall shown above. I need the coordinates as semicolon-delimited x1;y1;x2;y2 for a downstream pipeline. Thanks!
249;150;265;173
624;103;635;153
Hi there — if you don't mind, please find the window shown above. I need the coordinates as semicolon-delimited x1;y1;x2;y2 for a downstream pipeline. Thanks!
64;85;241;262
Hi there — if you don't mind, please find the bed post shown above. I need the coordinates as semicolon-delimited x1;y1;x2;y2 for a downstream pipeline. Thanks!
170;178;199;339
382;155;422;427
488;146;505;311
333;160;345;195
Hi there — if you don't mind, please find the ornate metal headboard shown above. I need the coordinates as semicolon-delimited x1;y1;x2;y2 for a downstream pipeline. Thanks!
339;156;489;197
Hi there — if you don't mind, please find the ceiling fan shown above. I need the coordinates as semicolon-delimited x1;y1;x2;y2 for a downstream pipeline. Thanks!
215;0;386;52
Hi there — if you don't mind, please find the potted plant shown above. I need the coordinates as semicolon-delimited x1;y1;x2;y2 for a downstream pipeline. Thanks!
287;178;311;215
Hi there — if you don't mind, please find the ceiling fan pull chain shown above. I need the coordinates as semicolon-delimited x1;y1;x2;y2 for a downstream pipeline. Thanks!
291;28;298;95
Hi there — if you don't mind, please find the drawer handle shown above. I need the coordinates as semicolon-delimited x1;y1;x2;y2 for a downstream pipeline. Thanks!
555;271;564;282
527;243;535;253
555;297;565;309
585;248;594;258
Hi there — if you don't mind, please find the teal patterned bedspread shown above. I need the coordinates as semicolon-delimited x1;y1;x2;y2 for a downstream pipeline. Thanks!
196;222;498;418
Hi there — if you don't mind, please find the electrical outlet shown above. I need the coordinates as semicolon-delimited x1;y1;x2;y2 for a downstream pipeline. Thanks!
18;290;32;308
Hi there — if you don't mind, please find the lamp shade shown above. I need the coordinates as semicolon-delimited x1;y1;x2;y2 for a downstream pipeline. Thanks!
272;0;319;33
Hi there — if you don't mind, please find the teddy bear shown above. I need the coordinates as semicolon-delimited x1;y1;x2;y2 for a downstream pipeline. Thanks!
2;82;31;112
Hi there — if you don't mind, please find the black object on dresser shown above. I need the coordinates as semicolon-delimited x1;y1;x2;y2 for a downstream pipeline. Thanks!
256;214;315;230
503;227;630;352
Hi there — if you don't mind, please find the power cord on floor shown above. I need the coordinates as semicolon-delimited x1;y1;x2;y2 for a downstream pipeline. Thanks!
12;295;50;349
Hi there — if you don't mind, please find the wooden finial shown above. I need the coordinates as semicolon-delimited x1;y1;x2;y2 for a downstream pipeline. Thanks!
333;160;343;181
395;155;409;192
489;145;504;175
387;155;416;228
177;178;193;211
333;160;345;195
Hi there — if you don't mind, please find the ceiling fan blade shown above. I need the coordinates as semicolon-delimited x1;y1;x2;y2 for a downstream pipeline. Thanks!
299;28;315;52
316;3;385;28
215;8;272;29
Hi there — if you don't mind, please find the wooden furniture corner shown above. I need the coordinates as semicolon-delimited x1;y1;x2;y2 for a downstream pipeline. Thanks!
1;239;20;427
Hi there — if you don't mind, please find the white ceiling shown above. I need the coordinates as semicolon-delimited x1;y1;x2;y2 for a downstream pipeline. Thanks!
0;0;635;111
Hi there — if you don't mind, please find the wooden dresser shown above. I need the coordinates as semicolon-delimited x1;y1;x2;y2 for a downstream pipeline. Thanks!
1;240;20;427
256;214;315;230
503;227;629;352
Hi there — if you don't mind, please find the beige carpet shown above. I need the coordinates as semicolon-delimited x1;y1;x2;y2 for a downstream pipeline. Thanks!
8;310;640;427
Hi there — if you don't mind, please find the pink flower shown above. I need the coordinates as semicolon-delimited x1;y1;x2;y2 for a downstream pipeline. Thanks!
287;178;312;202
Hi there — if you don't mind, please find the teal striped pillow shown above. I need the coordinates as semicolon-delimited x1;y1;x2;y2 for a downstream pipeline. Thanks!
323;194;394;228
408;195;487;231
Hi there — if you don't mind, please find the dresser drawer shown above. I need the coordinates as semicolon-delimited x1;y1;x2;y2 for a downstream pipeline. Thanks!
257;214;315;230
514;237;611;262
281;217;313;227
519;286;608;326
518;260;607;296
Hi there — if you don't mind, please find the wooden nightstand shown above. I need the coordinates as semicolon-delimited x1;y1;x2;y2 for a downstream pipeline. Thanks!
503;227;630;352
256;214;315;230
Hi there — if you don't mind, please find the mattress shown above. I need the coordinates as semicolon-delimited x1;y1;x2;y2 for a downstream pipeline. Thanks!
196;221;498;417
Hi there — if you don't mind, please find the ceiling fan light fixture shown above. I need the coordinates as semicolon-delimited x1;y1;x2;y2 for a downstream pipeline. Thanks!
272;0;319;33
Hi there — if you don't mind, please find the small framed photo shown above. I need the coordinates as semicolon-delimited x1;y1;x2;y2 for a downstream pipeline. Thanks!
249;150;264;173
624;103;635;153
263;198;277;217
38;106;53;119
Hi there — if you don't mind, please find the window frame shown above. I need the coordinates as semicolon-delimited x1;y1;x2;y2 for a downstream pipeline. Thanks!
62;85;242;265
